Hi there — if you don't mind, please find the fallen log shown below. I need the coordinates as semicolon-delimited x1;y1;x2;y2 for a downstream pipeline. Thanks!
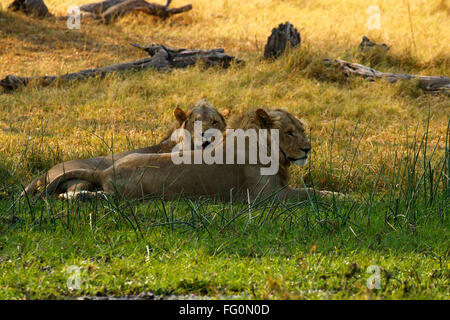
263;22;301;60
80;0;192;24
359;36;389;51
324;58;450;94
1;44;243;92
131;43;244;68
7;0;51;17
80;0;128;14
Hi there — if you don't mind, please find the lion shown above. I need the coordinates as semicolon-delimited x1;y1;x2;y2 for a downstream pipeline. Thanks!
41;108;344;202
22;99;230;198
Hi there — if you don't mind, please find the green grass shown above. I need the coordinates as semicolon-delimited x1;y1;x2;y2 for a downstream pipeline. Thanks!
0;121;448;299
0;196;448;299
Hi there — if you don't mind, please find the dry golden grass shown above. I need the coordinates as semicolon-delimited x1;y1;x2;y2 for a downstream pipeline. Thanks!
0;0;449;194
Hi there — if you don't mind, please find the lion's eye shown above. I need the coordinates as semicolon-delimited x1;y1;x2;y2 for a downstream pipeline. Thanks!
287;131;294;137
212;120;218;125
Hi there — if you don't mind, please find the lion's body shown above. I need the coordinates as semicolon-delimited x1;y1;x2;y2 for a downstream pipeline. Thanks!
49;153;250;200
43;108;342;202
22;99;229;197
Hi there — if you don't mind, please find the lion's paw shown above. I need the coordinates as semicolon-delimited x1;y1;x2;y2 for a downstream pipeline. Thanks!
59;190;106;201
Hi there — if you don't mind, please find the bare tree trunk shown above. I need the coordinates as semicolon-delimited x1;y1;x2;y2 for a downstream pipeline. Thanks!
1;44;243;92
324;58;450;94
7;0;51;17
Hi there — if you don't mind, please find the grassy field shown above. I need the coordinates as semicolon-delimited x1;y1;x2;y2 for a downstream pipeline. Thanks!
0;0;449;299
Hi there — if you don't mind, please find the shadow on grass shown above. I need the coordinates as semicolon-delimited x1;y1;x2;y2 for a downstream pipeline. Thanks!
0;10;139;65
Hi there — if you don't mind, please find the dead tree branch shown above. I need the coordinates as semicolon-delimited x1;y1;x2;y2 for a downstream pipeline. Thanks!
324;58;450;94
263;22;301;60
80;0;192;24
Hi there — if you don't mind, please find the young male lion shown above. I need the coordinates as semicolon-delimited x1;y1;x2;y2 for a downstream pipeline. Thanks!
22;99;230;197
42;108;343;202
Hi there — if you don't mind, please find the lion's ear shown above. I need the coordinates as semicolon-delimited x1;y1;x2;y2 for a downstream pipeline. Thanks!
256;109;272;128
221;108;231;119
174;107;187;124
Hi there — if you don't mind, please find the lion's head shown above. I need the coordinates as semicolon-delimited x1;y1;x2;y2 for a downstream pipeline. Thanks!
228;107;311;166
172;99;230;148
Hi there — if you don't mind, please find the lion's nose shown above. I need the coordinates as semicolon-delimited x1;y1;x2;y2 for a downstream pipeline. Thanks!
301;147;311;154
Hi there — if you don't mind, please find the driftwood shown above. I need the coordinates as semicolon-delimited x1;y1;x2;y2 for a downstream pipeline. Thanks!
7;0;50;17
80;0;192;24
1;44;243;92
263;22;301;60
324;58;450;94
131;43;243;68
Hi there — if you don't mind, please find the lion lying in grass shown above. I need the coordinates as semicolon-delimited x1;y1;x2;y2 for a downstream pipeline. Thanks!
22;99;230;198
42;108;343;202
